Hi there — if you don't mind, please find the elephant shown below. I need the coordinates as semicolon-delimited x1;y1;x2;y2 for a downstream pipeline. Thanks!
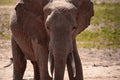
10;0;94;80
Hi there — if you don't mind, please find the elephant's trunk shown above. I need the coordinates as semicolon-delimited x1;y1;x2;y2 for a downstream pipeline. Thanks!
53;52;67;80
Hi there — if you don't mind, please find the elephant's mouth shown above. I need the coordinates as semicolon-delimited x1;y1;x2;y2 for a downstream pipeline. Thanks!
48;51;76;78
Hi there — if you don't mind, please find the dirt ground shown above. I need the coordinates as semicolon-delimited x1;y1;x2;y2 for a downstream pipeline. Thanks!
0;40;120;80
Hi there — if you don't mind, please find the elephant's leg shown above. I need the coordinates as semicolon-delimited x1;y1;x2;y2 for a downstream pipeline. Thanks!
31;61;40;80
67;40;83;80
11;38;27;80
38;46;52;80
32;41;52;80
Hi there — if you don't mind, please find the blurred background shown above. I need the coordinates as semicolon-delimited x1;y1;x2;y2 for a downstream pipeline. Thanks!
0;0;120;80
0;0;120;49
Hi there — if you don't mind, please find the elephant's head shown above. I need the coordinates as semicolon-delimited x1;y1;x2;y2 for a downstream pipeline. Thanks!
43;0;94;79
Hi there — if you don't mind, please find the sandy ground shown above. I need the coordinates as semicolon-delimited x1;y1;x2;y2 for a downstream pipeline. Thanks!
0;40;120;80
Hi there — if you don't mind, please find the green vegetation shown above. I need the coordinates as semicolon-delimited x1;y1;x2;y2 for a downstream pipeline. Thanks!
0;8;11;40
0;0;17;5
76;3;120;48
76;27;120;48
91;3;120;26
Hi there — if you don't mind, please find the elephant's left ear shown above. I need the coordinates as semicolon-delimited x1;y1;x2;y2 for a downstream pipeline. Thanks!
74;0;94;35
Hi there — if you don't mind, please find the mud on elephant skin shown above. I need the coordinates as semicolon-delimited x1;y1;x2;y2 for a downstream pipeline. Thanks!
10;0;94;80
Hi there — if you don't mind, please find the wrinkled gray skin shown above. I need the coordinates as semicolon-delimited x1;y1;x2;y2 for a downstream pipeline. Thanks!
10;0;94;80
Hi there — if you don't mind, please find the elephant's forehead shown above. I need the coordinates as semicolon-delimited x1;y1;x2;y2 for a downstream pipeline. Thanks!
48;1;75;10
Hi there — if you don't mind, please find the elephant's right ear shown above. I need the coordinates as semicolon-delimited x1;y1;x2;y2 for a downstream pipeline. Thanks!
73;0;94;36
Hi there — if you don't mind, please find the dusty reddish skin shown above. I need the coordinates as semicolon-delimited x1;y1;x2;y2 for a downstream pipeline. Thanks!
10;0;94;80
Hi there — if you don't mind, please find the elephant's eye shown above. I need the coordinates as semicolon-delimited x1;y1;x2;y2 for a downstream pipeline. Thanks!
47;26;50;30
72;26;77;30
72;26;77;33
73;26;76;29
46;26;50;31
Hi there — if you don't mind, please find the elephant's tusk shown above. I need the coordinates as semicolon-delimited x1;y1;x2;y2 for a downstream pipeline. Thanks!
71;52;76;77
48;52;53;78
